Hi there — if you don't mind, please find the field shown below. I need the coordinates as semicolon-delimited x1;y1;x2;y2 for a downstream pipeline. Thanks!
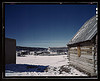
5;54;87;76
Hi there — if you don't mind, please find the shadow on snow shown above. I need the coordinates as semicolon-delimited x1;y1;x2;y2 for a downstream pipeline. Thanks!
5;64;48;73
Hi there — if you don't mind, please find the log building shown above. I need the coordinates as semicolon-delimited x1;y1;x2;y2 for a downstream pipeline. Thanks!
67;16;97;76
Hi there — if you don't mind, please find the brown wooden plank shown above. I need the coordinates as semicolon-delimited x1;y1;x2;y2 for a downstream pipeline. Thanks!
70;55;94;63
69;49;77;51
81;49;92;51
81;51;92;53
70;59;94;67
69;52;77;54
70;62;95;75
81;46;93;48
81;52;92;55
70;55;94;64
77;46;81;57
70;54;93;60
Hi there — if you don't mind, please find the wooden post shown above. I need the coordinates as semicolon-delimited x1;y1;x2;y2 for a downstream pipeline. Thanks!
77;45;81;57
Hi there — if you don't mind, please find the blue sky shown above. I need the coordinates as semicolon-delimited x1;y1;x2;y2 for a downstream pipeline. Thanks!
5;4;97;48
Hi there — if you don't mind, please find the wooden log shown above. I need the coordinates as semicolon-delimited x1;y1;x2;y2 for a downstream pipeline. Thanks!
81;50;92;53
70;58;94;70
69;50;77;52
80;49;92;51
81;46;93;48
69;51;77;54
70;54;93;60
70;58;94;68
70;54;94;62
77;45;81;57
94;35;97;75
81;52;92;55
70;62;95;75
81;46;92;55
70;55;94;64
70;47;77;49
69;49;77;51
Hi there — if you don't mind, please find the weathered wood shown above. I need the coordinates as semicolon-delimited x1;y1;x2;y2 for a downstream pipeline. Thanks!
69;47;77;49
94;55;97;60
67;40;94;47
69;51;92;55
70;60;94;69
95;65;97;69
77;46;81;57
70;54;94;60
94;34;97;75
70;57;94;74
70;62;95;76
82;50;92;53
69;49;77;51
70;54;94;64
81;52;92;55
81;50;92;53
68;36;97;76
94;61;97;65
71;55;93;64
69;51;77;54
80;49;92;51
70;59;94;69
69;48;77;52
80;46;93;48
69;46;93;50
70;55;91;60
70;56;94;65
69;46;93;55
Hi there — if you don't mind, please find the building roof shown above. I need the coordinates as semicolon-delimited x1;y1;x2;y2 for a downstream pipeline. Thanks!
67;16;97;45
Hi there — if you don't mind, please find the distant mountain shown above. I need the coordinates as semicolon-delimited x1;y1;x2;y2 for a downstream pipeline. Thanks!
16;46;48;51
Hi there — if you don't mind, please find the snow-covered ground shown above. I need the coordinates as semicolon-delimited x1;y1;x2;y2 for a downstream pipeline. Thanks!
16;55;69;67
5;54;87;76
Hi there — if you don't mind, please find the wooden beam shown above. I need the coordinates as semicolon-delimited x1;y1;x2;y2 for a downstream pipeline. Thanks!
77;45;81;57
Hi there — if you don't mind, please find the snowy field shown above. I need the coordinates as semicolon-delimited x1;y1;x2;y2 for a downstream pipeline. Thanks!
5;54;87;76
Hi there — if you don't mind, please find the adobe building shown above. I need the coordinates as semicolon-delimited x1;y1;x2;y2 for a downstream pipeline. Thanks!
67;16;97;76
5;38;16;64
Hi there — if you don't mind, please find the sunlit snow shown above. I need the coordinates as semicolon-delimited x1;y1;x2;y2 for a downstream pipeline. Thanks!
5;54;87;76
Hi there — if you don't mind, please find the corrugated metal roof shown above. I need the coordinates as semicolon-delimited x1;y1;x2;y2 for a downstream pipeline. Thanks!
67;16;97;45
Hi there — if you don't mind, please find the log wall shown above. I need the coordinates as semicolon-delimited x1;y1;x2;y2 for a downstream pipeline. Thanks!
94;35;97;75
68;45;96;76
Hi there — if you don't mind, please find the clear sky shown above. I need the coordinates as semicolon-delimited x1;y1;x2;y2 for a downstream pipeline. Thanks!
5;4;97;48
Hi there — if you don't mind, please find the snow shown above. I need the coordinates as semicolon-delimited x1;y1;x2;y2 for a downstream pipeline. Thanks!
5;64;48;72
5;54;87;76
16;55;69;67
